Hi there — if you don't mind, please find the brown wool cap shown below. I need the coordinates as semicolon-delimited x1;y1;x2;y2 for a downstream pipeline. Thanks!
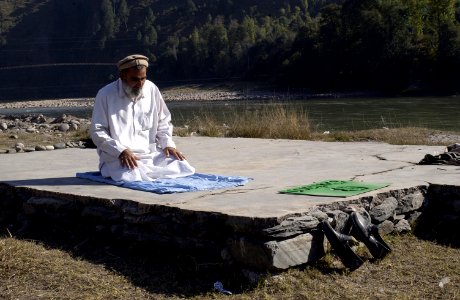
117;54;149;71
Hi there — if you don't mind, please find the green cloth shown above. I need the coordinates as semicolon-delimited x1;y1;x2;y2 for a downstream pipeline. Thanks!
280;180;390;197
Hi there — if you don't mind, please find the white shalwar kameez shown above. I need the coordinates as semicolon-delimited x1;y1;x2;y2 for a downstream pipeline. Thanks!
90;79;195;181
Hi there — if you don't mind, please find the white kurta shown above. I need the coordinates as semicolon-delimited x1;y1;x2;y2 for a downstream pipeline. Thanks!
90;79;195;181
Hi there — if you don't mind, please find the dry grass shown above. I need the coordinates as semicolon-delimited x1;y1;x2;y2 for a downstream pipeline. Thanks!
0;232;458;300
174;105;460;146
316;127;459;145
2;107;459;149
226;105;311;139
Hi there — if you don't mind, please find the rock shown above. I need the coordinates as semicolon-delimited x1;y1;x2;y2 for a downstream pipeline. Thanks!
394;219;411;233
6;149;17;154
395;192;426;214
66;141;80;148
309;207;329;222
9;134;18;139
407;211;423;226
370;197;398;223
227;232;325;270
263;215;320;238
53;143;66;149
15;142;25;151
81;206;122;222
58;123;70;132
45;145;54;150
26;127;36;133
35;145;47;151
378;220;395;235
0;149;7;154
23;147;36;152
326;210;349;232
23;196;76;215
69;123;78;131
0;122;7;130
241;269;263;285
70;119;80;125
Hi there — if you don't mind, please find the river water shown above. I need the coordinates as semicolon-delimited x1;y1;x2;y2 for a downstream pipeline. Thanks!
0;96;459;131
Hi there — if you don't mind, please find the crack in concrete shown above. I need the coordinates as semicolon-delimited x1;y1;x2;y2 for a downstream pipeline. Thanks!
373;154;387;160
351;163;416;180
194;186;272;199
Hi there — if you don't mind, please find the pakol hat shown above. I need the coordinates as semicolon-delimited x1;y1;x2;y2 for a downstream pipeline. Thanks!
117;54;149;71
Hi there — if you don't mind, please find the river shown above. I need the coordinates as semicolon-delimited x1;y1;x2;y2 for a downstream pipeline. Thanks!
0;96;459;131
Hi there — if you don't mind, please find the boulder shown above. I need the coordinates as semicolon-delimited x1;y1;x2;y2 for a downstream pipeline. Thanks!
370;197;398;222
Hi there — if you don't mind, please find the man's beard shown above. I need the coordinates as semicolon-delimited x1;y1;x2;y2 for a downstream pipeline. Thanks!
122;82;141;98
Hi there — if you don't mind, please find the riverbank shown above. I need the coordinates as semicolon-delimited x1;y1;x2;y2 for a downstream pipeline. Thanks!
0;83;376;109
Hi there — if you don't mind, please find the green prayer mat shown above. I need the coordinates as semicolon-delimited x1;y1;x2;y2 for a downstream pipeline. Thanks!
280;180;390;197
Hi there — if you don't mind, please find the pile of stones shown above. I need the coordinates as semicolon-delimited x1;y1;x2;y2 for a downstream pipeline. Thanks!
0;113;92;154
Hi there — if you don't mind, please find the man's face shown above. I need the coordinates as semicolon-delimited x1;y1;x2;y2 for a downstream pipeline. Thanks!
120;67;147;96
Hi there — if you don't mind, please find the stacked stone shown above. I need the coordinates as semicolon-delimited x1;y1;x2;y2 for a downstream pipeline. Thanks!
1;183;458;272
226;186;427;270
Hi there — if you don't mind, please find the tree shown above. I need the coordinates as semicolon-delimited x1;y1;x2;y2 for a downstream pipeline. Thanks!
186;0;197;15
99;0;116;48
118;0;130;31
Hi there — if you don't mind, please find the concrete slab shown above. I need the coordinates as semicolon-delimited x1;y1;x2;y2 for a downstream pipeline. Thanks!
1;137;457;215
1;137;459;270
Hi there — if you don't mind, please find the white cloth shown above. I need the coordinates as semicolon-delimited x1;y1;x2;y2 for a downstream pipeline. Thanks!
90;78;195;181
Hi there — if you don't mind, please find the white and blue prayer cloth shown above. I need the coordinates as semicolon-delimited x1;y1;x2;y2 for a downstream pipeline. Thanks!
76;171;251;194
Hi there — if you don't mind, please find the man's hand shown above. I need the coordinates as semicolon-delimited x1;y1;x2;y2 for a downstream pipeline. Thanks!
119;149;140;169
164;147;186;161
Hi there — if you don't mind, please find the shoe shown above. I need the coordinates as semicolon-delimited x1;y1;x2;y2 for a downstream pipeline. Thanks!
350;212;391;259
322;220;364;270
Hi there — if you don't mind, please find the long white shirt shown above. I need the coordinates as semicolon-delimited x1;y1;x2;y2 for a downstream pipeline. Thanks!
90;79;194;181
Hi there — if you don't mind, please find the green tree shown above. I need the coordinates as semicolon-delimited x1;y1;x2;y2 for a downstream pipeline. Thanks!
118;0;130;31
99;0;116;48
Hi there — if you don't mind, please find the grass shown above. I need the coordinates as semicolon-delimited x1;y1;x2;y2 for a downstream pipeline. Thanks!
1;105;459;150
0;230;458;299
173;104;460;146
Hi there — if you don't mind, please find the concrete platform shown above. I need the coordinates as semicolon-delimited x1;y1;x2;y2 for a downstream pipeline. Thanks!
1;137;459;270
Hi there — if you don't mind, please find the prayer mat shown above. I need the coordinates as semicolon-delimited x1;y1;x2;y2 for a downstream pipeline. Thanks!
280;180;390;197
76;171;251;194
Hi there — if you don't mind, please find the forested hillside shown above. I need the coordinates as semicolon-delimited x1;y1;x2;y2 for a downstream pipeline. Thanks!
0;0;459;100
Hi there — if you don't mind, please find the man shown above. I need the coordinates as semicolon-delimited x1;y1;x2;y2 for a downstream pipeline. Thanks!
90;54;195;181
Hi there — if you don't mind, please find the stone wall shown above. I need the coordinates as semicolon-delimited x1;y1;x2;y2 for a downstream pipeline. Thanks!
0;183;458;271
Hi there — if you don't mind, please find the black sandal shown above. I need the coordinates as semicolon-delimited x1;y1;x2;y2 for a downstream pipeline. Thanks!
322;220;364;270
350;212;391;259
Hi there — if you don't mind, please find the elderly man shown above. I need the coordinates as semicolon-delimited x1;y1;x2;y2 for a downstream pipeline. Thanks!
90;54;195;181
